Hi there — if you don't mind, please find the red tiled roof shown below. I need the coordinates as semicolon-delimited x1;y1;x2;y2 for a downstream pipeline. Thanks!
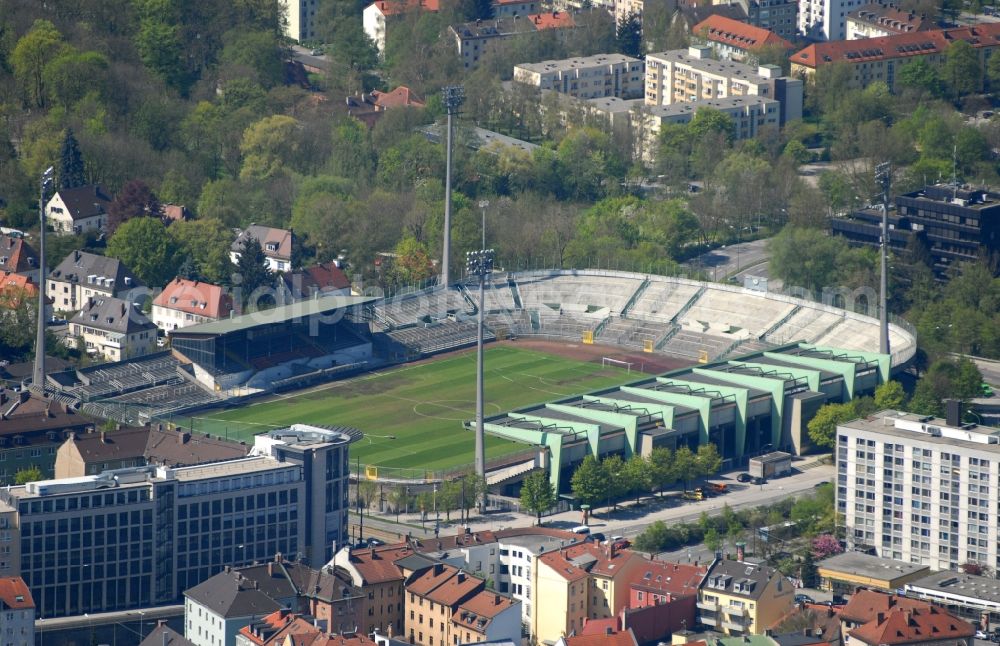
452;590;517;633
0;577;33;610
581;617;620;635
563;627;638;646
693;15;793;50
529;11;575;29
559;542;642;577
627;560;707;596
349;543;415;584
160;204;191;223
840;590;927;625
791;22;1000;68
0;235;38;275
232;225;293;261
302;262;351;291
413;531;498;553
849;2;932;33
848;605;975;645
153;278;233;319
0;272;38;304
371;86;426;109
369;0;439;16
406;564;482;606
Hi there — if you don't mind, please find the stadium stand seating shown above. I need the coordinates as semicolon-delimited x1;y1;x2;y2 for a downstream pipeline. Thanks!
763;307;845;345
677;289;797;337
386;319;494;356
598;317;674;349
627;279;703;323
516;274;643;315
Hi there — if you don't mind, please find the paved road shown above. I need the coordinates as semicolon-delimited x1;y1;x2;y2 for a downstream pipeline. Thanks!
355;462;835;542
682;239;771;282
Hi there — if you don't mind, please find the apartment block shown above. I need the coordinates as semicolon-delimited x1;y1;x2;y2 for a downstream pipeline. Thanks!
697;560;794;636
846;1;931;39
836;410;1000;572
449;12;576;70
0;424;356;618
644;46;802;125
282;0;318;42
514;54;645;100
364;0;440;57
790;23;1000;91
48;251;142;314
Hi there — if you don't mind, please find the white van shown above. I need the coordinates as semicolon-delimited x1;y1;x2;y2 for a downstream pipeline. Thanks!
571;525;591;535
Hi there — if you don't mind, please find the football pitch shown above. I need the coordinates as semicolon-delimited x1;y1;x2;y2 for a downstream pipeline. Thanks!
191;346;632;472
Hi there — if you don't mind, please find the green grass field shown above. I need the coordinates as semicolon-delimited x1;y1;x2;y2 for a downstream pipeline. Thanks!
192;346;630;472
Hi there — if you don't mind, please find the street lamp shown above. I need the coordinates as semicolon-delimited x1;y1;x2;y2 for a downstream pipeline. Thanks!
441;86;465;286
466;217;494;514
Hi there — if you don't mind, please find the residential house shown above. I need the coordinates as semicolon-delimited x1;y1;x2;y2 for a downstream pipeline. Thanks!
44;185;112;236
237;610;401;646
184;568;284;646
230;225;295;273
335;543;416;636
493;0;539;16
0;388;94;487
790;23;1000;91
152;278;234;333
846;1;931;39
0;235;39;281
514;54;646;100
54;426;249;478
280;262;352;302
531;543;645;644
69;297;157;361
697;559;795;635
450;12;577;70
404;562;520;646
140;623;196;646
48;250;142;313
627;561;706;631
160;204;192;225
841;591;974;646
371;86;426;109
414;527;584;626
0;273;38;306
557;627;639;646
674;2;749;33
691;15;794;63
363;0;441;56
0;578;34;646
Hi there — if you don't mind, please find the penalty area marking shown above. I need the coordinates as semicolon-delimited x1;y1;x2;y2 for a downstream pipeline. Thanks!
412;400;504;421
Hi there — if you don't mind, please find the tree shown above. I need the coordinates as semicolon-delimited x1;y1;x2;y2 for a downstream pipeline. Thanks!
633;520;670;552
14;466;43;485
672;446;698;491
43;49;109;109
648;447;675;495
169;219;240;285
812;534;844;558
570;455;608;512
769;226;850;293
800;551;818;587
391;236;434;286
59;129;86;189
807;401;858;450
135;18;189;92
520;471;556;524
234;235;275;309
107;180;160;235
624;453;651;503
459;0;494;21
704;526;722;553
696;443;722;478
943;40;981;101
602;454;628;511
240;115;301;181
12;20;66;108
909;357;984;416
874;380;907;411
106;217;180;288
615;12;642;57
896;57;943;98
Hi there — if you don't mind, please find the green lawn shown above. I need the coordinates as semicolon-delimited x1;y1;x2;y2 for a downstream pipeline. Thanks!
193;346;630;473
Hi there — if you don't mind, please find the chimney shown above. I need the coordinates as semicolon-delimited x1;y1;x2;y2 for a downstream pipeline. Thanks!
434;563;444;576
605;627;614;636
736;542;745;561
877;613;885;624
945;399;962;427
495;594;500;604
457;572;465;583
178;431;190;444
275;552;283;563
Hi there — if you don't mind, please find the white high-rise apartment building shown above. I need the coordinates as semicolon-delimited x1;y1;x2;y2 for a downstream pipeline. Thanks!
798;0;866;41
837;410;1000;573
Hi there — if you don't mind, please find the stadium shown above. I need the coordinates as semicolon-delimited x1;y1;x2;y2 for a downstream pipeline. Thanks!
45;269;917;493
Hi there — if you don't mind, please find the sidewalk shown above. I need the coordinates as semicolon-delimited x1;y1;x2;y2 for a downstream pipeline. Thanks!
357;462;835;540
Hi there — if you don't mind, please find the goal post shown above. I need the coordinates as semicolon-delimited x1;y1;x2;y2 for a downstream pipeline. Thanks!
602;357;632;373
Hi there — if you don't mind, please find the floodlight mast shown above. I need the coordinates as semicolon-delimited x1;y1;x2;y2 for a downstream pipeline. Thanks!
441;86;465;287
466;226;493;513
32;166;54;392
875;162;891;356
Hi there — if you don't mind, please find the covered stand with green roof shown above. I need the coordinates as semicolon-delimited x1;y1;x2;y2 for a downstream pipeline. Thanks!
475;343;890;492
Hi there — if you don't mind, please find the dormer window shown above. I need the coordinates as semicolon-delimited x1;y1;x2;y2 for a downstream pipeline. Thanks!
170;297;178;304
266;242;278;252
124;277;131;286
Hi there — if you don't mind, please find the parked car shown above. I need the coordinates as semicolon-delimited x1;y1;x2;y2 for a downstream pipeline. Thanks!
795;594;815;604
751;476;766;485
736;473;753;483
976;631;989;640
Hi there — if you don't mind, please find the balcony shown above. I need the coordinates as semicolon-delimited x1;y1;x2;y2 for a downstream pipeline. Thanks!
722;605;749;619
697;600;719;611
721;619;748;632
699;613;719;626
